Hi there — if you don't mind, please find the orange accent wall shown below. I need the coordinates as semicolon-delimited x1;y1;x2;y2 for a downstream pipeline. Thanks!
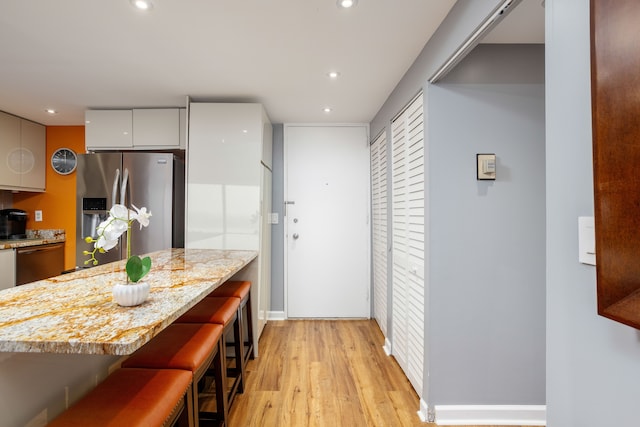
13;126;86;270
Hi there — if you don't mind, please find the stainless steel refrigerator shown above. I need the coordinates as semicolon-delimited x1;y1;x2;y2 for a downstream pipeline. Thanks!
75;152;185;269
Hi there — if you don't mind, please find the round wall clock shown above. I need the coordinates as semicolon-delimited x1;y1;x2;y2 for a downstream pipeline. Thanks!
51;148;77;175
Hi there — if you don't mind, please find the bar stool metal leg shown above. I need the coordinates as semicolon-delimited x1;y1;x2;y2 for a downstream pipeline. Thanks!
207;280;255;363
177;296;245;406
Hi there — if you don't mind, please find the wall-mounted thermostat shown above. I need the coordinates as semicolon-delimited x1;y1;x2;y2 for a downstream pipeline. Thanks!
477;153;496;180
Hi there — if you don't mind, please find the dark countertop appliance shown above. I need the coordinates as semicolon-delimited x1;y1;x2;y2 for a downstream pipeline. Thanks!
0;209;28;240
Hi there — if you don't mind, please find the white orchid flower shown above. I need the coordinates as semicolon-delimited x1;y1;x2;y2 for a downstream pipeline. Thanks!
96;217;128;237
95;234;119;251
109;204;131;221
94;204;130;250
131;204;152;229
94;216;127;250
84;202;152;272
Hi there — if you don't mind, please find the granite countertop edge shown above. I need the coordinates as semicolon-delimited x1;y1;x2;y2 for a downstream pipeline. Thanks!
0;229;66;249
0;248;258;355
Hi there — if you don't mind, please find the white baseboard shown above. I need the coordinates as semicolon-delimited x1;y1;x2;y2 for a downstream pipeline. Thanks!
434;405;546;426
382;338;391;356
417;399;431;422
267;310;286;321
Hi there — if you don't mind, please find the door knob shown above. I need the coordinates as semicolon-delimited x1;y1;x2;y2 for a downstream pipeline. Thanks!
293;233;300;240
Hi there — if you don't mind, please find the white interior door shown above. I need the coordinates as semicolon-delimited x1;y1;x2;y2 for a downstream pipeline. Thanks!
285;125;370;318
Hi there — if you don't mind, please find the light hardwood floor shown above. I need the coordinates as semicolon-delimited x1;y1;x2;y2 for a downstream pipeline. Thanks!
216;319;538;427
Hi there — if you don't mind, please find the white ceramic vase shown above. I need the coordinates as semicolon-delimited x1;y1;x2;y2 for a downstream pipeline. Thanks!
112;282;150;307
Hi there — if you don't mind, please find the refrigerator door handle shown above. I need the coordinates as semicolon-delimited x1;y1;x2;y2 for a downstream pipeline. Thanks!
121;168;129;207
112;168;120;209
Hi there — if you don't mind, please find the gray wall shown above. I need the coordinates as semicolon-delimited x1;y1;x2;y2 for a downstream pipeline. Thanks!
371;0;517;139
546;1;640;426
428;44;545;405
369;0;547;411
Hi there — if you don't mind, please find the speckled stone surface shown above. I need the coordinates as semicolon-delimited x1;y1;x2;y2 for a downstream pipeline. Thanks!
0;229;65;249
26;228;65;240
0;248;257;355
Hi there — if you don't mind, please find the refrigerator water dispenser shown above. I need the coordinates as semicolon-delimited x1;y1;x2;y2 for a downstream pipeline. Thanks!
82;198;109;240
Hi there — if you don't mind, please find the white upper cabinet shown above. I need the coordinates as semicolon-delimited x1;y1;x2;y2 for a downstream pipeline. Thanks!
85;108;185;150
0;112;21;187
133;109;182;148
0;111;45;192
85;110;133;149
187;103;268;197
19;119;46;191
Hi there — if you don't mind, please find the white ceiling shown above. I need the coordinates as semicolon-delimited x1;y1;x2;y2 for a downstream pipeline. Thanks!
0;0;543;127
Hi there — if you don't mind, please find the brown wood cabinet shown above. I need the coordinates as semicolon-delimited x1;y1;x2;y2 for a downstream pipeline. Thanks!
591;0;640;329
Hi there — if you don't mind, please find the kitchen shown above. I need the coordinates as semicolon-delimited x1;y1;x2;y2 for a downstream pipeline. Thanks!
0;102;273;426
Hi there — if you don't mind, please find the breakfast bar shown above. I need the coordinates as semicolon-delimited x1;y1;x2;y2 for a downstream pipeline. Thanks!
0;248;258;426
0;248;257;355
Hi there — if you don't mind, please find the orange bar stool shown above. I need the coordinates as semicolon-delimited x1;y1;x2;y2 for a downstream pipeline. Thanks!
121;323;228;427
177;296;245;406
207;280;254;365
48;367;193;427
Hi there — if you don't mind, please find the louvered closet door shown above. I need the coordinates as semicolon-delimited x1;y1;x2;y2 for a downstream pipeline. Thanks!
391;93;425;395
391;116;409;372
371;131;388;338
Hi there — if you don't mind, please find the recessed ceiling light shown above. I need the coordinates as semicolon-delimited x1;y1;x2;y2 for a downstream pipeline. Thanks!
337;0;358;8
45;109;57;115
327;71;341;79
131;0;153;11
323;107;332;113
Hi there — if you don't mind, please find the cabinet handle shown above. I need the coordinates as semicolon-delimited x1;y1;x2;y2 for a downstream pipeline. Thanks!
17;244;63;255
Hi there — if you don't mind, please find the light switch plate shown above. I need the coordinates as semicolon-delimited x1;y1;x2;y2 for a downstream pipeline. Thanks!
578;216;596;265
477;153;496;180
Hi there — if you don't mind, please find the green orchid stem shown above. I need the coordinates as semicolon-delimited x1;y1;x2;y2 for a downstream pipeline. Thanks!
126;220;132;283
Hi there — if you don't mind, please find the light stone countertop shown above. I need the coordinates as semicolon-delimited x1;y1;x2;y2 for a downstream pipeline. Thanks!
0;229;65;249
0;248;257;355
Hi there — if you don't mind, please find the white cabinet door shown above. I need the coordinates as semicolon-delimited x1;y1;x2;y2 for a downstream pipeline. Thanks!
261;111;273;169
187;103;263;250
0;112;21;187
133;109;181;148
20;120;46;191
0;113;45;191
258;165;272;333
85;110;133;149
0;249;15;290
187;102;271;354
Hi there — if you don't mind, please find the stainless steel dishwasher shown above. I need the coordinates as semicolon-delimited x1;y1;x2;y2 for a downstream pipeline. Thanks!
16;242;65;286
